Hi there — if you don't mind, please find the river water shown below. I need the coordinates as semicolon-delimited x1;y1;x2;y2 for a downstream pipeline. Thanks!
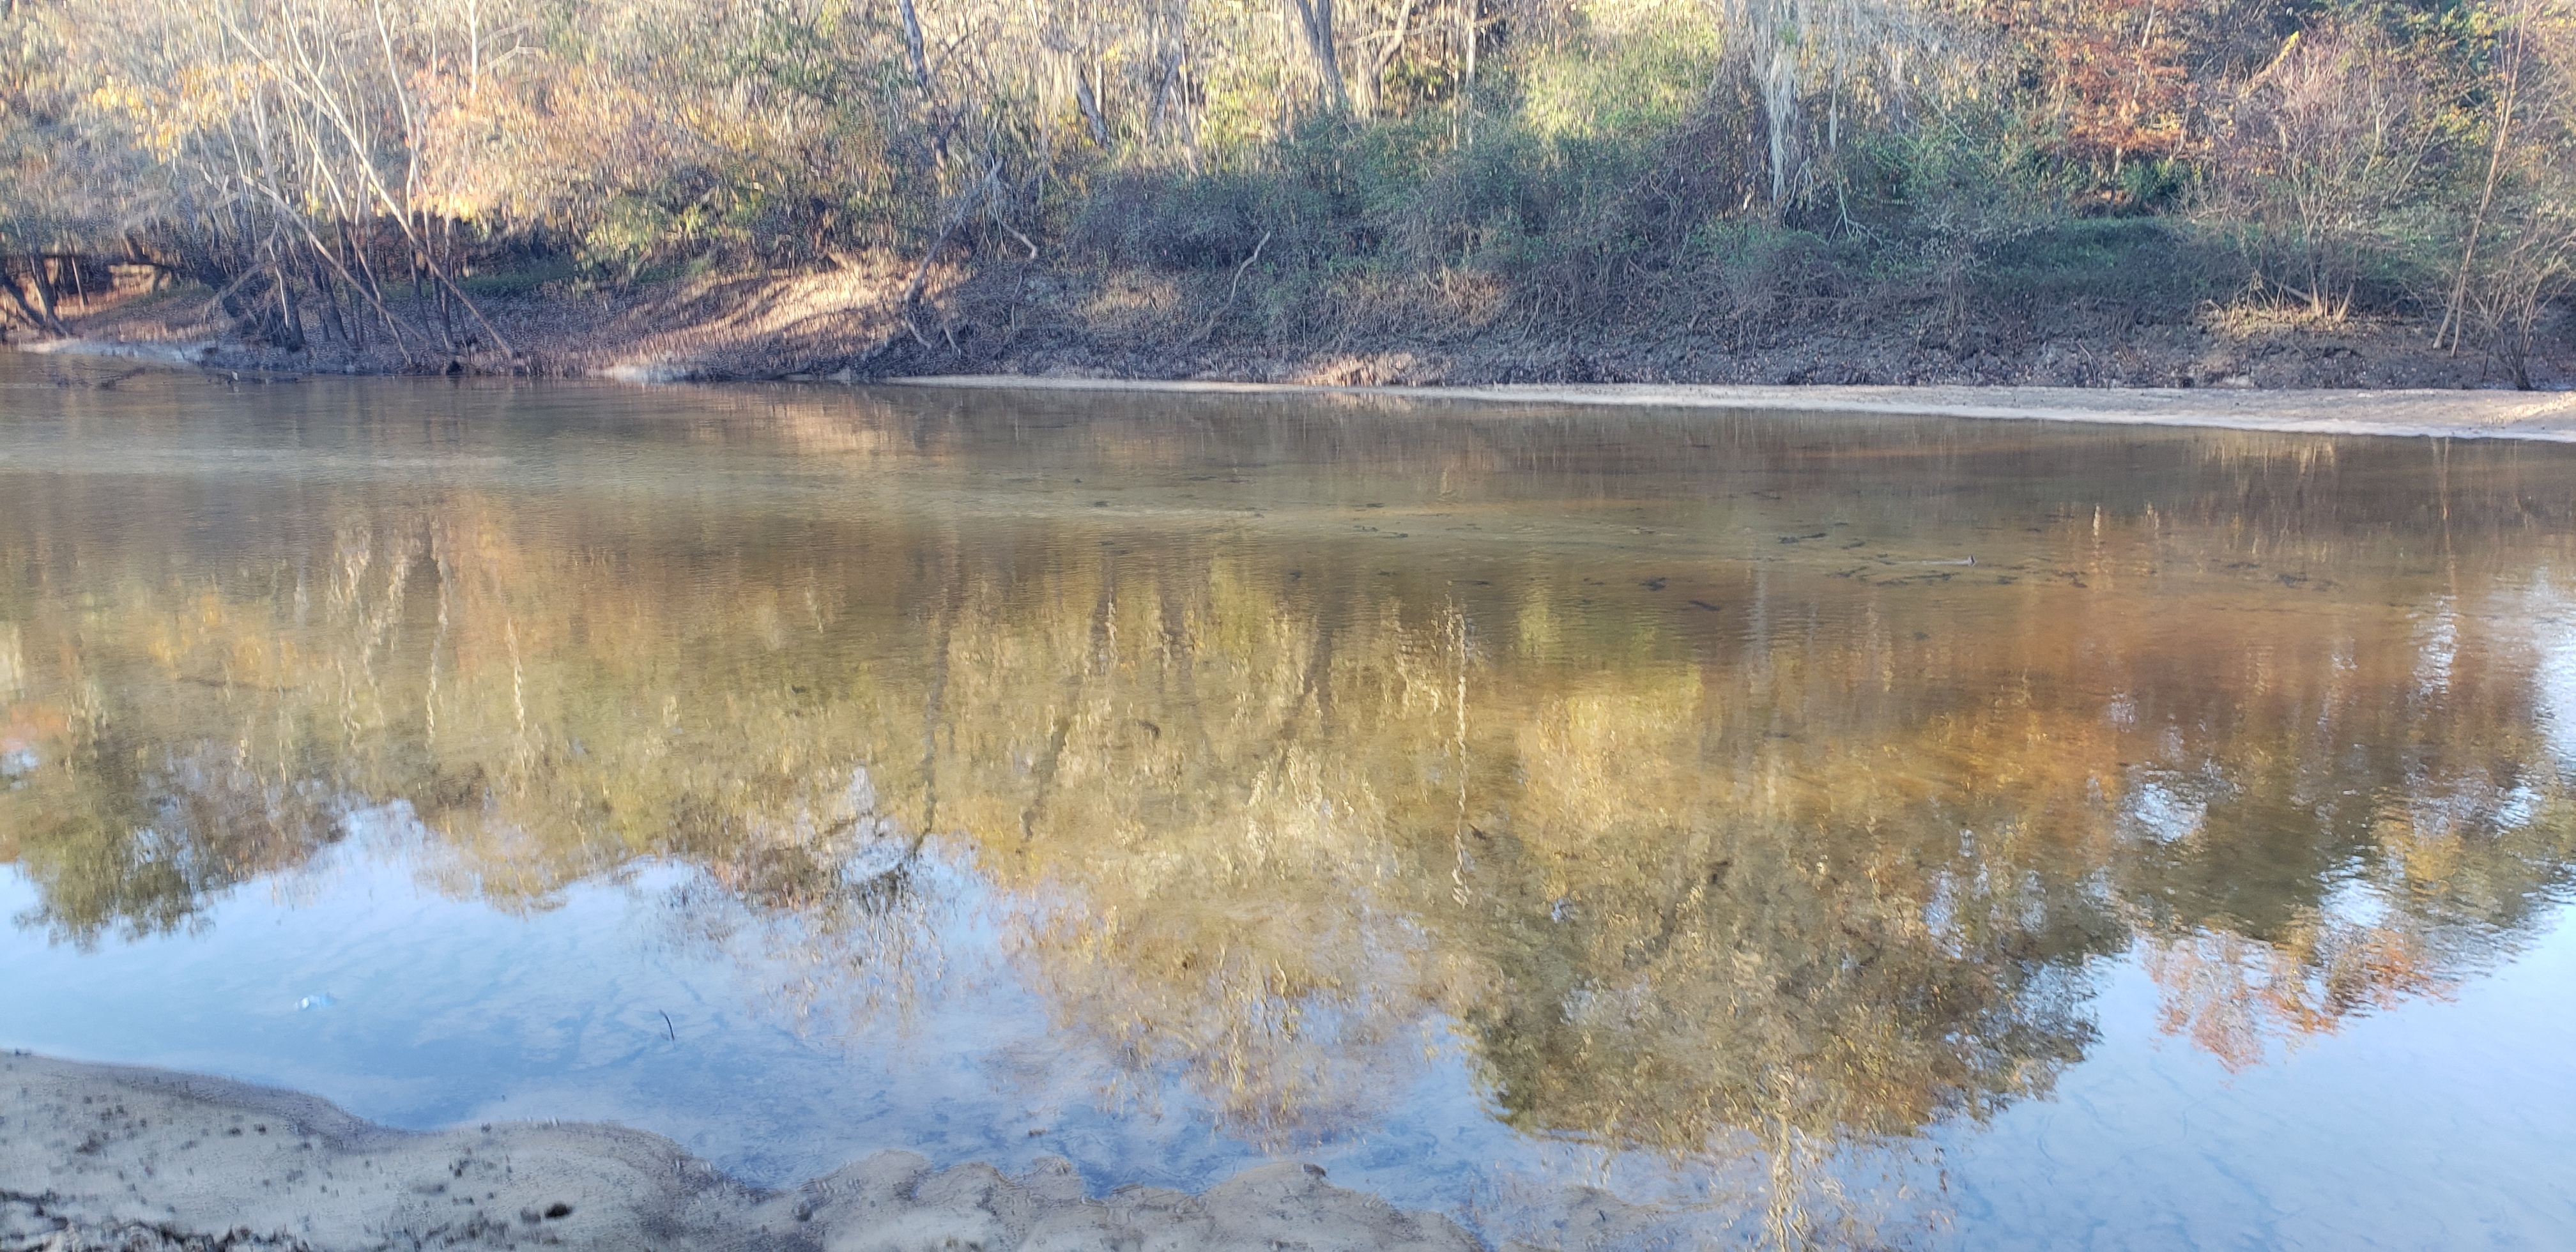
2;356;2570;1248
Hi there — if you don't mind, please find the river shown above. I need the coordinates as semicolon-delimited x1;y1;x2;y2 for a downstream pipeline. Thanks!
3;355;2571;1248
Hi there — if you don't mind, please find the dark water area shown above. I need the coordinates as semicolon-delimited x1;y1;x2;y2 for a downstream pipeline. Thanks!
2;356;2572;1248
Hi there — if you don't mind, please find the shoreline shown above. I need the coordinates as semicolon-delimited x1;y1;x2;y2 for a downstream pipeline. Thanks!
19;333;2576;443
902;375;2576;442
16;251;2572;406
0;1052;1481;1252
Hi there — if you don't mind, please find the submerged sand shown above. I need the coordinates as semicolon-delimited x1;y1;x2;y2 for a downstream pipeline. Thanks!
890;376;2576;443
0;1054;1490;1252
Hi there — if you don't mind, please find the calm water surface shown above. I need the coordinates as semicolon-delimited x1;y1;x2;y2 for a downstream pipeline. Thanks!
3;356;2572;1248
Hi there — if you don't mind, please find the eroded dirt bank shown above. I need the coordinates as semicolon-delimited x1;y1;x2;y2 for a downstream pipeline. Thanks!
0;1054;1483;1252
16;255;2570;394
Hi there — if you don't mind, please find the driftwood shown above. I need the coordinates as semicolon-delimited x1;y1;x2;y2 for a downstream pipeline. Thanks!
1187;231;1273;345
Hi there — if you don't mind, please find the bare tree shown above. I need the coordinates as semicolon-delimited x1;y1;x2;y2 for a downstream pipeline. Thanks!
2203;22;2446;317
1285;0;1351;114
1706;0;1936;210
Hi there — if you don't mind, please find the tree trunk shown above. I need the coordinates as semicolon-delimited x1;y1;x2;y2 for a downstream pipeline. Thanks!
896;0;933;97
1284;0;1346;114
1074;63;1112;148
1361;0;1417;118
59;255;88;312
3;259;63;335
1459;0;1477;143
272;264;308;351
312;260;353;347
2440;5;2526;352
28;255;59;327
348;221;401;347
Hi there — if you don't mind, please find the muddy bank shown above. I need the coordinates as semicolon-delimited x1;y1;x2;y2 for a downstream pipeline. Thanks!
0;1054;1489;1252
18;283;2573;444
15;253;2569;394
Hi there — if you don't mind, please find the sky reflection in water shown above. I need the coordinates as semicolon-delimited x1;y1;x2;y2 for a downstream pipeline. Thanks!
1;359;2572;1247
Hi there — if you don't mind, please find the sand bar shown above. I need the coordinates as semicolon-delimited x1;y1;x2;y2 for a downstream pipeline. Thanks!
1;1053;1482;1252
888;376;2576;442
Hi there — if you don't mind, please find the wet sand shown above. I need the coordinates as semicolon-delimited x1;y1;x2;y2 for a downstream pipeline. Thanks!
16;340;2574;441
891;376;2576;442
1;1053;1480;1252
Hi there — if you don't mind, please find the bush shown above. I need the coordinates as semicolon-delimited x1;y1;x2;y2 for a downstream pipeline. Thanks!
2199;19;2465;315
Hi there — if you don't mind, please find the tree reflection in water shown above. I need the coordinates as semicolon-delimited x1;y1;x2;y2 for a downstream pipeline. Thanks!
3;380;2572;1244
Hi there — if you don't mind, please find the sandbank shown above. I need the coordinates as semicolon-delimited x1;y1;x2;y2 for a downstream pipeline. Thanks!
1;1053;1482;1252
888;376;2576;443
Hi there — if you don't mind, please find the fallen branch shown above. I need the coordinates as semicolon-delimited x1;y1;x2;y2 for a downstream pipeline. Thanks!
1186;231;1272;345
199;249;277;323
903;163;1000;310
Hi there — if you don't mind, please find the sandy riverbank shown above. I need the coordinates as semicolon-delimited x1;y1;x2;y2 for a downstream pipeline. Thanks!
0;1053;1485;1252
18;337;2575;447
891;375;2576;442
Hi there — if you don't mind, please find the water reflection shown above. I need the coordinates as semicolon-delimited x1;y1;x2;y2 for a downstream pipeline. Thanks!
3;365;2573;1242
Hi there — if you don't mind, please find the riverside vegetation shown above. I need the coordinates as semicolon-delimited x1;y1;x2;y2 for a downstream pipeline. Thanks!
4;0;2576;387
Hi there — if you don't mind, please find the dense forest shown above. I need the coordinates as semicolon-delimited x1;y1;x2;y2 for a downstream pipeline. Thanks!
3;0;2573;385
